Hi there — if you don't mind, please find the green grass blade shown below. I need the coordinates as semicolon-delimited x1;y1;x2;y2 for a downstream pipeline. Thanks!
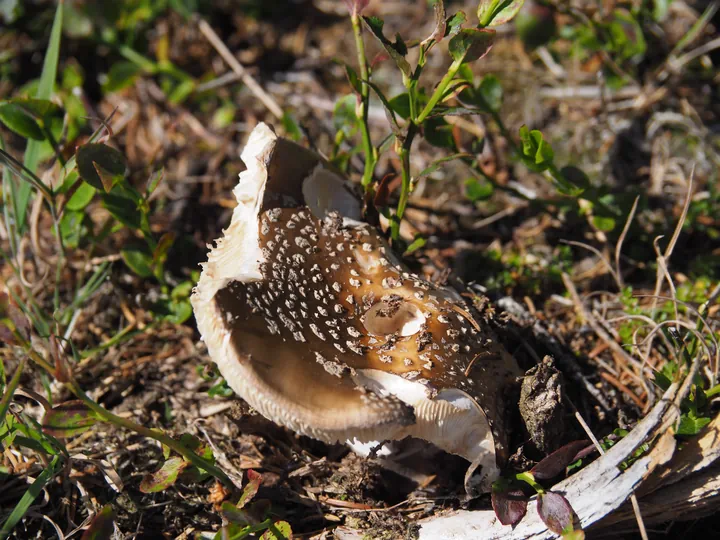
15;0;64;232
1;135;19;258
0;358;26;425
0;455;61;539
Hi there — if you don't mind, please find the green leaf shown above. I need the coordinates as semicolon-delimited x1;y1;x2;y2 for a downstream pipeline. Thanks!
219;502;252;526
0;103;45;140
139;457;189;493
363;80;401;135
465;177;494;202
519;125;554;171
592;215;616;232
65;181;96;211
167;79;195;105
333;94;359;136
261;521;293;540
76;143;127;193
208;379;234;398
445;11;466;38
59;210;85;249
121;245;154;278
9;98;63;120
558;166;589;192
388;93;411;120
42;401;97;438
0;456;61;537
146;168;164;197
102;184;144;230
607;10;646;61
103;61;142;93
478;75;503;111
212;103;236;130
17;0;63;232
515;4;557;49
362;16;411;77
677;412;711;436
403;235;426;256
153;231;175;268
345;64;363;96
423;117;456;150
448;28;495;64
80;505;115;540
478;0;525;28
281;112;303;142
652;0;671;21
164;299;192;324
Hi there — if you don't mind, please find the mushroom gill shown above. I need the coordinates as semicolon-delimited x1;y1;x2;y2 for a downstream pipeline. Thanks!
192;123;521;493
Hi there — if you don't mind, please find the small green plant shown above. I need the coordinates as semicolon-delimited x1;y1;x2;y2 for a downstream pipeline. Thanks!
492;440;593;538
340;0;605;251
0;4;231;536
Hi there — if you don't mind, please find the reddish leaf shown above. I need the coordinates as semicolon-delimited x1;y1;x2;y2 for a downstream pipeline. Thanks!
261;520;293;539
492;487;528;526
42;401;97;438
537;491;575;535
531;440;591;480
0;322;16;345
139;457;189;493
572;443;599;463
81;505;115;540
238;469;262;509
50;334;72;383
373;173;398;208
7;304;30;341
422;1;447;46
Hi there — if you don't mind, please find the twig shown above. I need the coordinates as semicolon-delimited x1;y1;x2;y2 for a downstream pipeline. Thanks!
651;171;693;317
197;19;284;120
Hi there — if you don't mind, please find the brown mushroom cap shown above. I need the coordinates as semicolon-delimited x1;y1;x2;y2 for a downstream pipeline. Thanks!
192;123;521;493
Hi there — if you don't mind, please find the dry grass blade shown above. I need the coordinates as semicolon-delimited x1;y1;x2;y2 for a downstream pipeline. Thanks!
651;171;693;316
197;19;284;120
560;240;621;290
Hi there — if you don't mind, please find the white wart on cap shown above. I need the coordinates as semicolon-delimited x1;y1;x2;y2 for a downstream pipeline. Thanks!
192;123;521;493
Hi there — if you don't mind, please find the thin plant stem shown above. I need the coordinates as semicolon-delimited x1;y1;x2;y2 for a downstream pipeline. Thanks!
416;59;461;124
390;124;418;242
479;0;501;27
69;380;235;488
22;345;235;488
351;14;376;189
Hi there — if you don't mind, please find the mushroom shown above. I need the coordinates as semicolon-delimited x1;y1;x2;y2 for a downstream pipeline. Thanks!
192;123;521;494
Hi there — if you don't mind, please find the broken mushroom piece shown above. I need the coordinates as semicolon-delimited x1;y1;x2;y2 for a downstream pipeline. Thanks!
192;123;521;494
